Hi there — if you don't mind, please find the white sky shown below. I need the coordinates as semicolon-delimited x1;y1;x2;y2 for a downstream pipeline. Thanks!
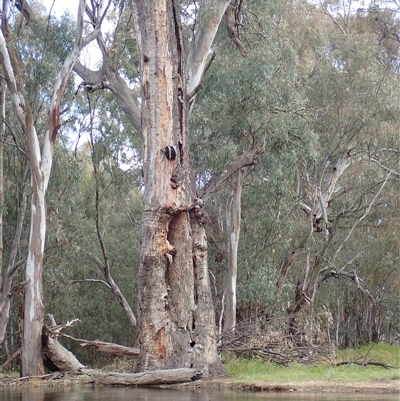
43;0;80;18
43;0;104;70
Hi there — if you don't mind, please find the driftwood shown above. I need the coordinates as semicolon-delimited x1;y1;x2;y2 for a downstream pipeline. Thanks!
80;340;139;357
94;368;202;386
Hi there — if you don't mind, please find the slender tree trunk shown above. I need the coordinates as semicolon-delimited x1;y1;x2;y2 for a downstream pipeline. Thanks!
134;0;224;376
0;187;27;343
0;75;4;290
21;179;46;375
224;168;244;332
0;0;104;375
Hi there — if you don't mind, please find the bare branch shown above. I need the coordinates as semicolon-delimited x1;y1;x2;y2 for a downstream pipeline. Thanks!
319;1;346;35
202;140;265;204
82;0;112;47
368;156;400;178
0;31;26;130
71;279;111;289
331;173;391;267
73;62;141;134
0;348;21;372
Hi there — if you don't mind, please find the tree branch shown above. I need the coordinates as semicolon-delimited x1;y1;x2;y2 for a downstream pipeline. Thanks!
73;61;141;135
330;173;391;267
71;279;111;289
202;140;265;204
186;0;231;95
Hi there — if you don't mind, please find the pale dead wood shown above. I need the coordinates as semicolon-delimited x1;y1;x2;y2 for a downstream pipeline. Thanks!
186;0;231;95
43;315;85;372
94;368;202;386
52;330;139;359
80;340;139;358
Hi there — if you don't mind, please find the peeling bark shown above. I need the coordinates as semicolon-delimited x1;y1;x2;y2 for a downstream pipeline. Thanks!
133;0;225;376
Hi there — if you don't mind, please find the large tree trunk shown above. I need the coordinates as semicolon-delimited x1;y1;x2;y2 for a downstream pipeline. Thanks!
134;0;224;376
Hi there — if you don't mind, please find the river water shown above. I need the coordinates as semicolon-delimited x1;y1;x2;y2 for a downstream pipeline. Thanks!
0;387;398;401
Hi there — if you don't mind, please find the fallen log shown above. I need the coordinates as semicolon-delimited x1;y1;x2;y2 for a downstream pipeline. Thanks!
334;360;398;369
42;316;85;372
94;368;202;386
80;340;139;358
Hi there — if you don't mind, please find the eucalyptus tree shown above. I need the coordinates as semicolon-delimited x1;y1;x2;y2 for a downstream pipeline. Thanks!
0;0;109;376
190;0;317;333
268;1;400;343
67;89;140;332
42;110;142;357
72;0;267;375
7;0;232;377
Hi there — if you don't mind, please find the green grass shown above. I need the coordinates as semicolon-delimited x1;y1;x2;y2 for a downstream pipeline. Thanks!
335;342;400;367
224;343;400;383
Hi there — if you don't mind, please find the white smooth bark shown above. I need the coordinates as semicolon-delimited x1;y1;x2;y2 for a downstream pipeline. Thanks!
224;168;244;332
0;0;106;376
186;0;231;96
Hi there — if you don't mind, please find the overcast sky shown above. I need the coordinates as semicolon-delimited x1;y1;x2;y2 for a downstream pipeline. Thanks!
43;0;79;18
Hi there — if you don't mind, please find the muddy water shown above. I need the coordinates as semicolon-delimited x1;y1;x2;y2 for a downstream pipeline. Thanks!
0;387;398;401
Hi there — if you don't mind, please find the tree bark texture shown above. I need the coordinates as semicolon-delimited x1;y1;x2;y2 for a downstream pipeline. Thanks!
80;340;139;357
134;0;224;376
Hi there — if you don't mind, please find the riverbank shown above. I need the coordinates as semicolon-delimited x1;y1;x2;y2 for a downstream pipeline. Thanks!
175;377;400;395
0;371;399;395
1;343;399;395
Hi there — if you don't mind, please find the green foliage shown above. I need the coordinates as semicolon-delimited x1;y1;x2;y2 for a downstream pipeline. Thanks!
1;0;399;370
189;0;400;348
42;90;142;361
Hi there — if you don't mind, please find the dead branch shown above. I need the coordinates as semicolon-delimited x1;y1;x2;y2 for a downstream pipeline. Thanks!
217;317;331;365
0;348;21;372
71;279;111;289
80;340;139;358
202;140;265;204
42;315;85;371
334;361;398;369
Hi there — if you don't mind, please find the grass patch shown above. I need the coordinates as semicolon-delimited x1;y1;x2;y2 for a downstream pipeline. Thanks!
224;343;400;383
334;342;400;367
